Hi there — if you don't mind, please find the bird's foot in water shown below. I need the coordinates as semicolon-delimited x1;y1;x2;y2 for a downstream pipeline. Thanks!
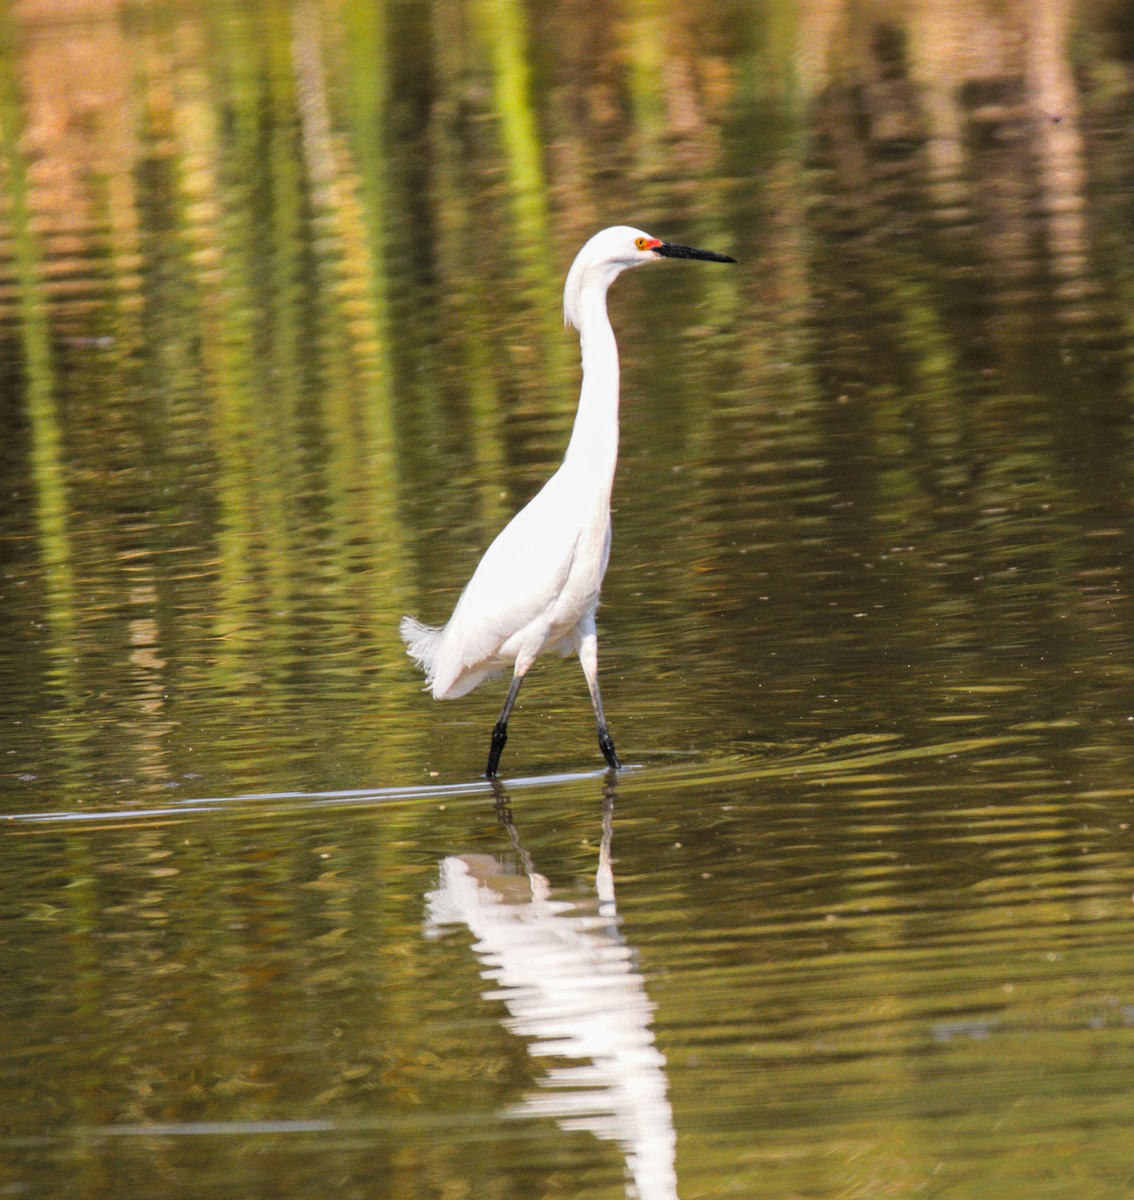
485;721;508;778
598;729;621;771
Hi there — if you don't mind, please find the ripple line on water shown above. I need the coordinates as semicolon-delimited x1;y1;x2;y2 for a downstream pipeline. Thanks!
1;732;1032;828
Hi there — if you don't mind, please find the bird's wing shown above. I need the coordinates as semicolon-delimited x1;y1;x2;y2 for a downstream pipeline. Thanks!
444;476;587;673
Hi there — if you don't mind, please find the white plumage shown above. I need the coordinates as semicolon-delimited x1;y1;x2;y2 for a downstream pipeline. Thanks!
401;225;735;776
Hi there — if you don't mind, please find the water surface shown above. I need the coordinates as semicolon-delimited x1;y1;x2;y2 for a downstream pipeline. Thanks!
2;1;1134;1197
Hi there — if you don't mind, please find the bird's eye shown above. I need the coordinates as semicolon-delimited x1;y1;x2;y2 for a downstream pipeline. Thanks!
634;237;648;250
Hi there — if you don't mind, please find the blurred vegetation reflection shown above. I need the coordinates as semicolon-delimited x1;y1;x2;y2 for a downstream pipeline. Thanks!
2;0;1132;798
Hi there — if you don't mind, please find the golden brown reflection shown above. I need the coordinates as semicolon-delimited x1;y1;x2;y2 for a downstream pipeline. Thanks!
2;745;1132;1198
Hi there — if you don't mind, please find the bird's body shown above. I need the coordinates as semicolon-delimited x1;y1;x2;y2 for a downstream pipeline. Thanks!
401;456;612;701
402;225;735;776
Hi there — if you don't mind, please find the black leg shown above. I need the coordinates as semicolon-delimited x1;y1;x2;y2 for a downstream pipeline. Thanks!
485;672;525;778
597;723;621;771
486;722;508;778
578;627;621;772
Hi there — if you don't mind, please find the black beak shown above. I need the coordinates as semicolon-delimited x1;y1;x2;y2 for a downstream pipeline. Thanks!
655;241;737;263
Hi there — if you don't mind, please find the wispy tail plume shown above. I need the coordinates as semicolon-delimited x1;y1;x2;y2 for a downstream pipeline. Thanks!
400;615;442;690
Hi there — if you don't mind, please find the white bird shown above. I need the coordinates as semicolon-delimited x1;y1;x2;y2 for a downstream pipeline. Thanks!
401;225;736;777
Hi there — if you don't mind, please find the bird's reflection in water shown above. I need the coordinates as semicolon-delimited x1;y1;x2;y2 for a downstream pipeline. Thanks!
424;781;679;1200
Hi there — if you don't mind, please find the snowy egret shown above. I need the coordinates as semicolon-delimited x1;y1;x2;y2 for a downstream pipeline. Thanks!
401;225;736;777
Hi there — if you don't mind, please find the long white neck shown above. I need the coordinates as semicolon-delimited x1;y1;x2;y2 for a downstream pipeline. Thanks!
563;282;620;488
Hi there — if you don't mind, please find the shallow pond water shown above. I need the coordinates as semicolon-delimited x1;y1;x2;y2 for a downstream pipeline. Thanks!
3;1;1134;1197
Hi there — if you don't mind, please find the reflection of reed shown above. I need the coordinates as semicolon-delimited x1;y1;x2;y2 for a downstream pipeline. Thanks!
5;0;141;328
0;24;76;666
429;0;509;529
1024;0;1090;308
294;0;413;656
474;0;572;428
425;787;680;1200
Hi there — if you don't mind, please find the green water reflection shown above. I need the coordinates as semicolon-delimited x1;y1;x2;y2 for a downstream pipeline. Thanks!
2;1;1134;1197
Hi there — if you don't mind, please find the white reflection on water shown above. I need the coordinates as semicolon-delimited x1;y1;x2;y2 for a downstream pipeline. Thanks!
424;788;679;1200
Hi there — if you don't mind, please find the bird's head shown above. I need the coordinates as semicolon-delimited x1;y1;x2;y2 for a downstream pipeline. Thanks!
563;225;736;330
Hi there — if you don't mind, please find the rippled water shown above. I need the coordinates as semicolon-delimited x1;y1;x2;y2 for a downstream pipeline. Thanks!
3;1;1134;1197
6;747;1133;1198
